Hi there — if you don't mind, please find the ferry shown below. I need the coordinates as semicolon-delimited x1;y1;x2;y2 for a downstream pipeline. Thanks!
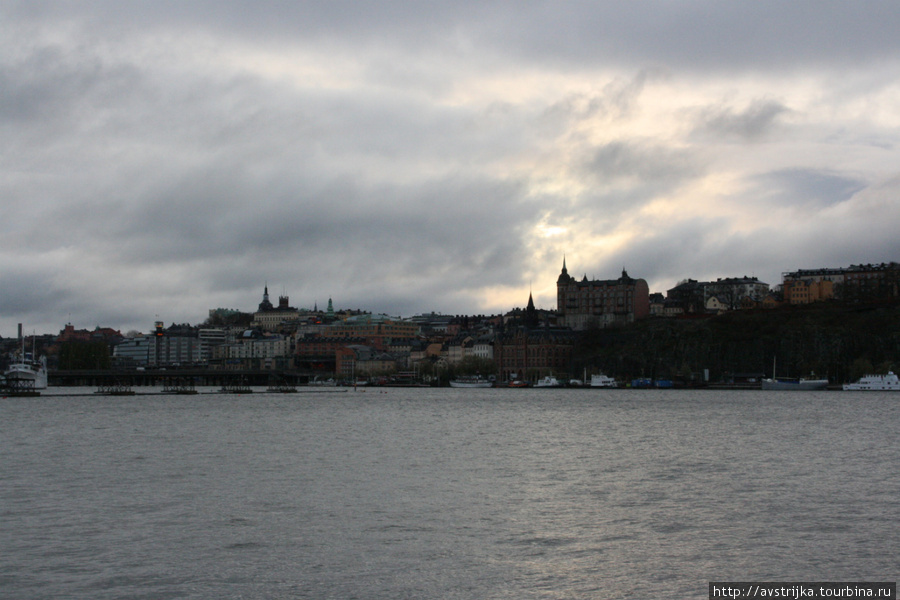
449;376;493;388
843;372;900;391
4;354;48;390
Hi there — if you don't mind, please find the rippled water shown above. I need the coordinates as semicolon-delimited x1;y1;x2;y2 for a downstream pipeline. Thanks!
2;388;897;599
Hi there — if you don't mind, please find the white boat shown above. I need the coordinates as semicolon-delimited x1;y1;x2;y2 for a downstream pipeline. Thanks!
534;375;564;388
761;377;828;391
590;374;617;388
4;355;48;390
449;376;493;388
843;372;900;391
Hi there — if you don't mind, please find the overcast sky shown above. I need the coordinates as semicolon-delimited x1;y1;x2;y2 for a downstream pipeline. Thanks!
3;1;900;336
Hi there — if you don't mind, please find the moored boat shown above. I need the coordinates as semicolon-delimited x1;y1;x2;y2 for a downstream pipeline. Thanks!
590;374;617;388
843;372;900;391
761;377;828;391
4;355;48;390
534;375;563;388
449;376;493;388
762;356;827;391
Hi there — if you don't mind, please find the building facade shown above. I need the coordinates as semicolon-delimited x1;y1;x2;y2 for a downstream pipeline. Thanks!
783;279;834;304
494;326;577;382
327;314;420;348
842;262;900;302
556;259;650;330
251;286;304;332
703;277;769;308
782;262;898;303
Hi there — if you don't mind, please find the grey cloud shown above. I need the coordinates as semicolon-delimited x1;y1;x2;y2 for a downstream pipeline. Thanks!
693;99;790;141
12;2;900;74
752;169;867;208
583;142;699;183
472;2;900;73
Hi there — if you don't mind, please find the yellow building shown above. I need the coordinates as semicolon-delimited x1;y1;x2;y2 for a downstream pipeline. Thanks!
783;279;834;304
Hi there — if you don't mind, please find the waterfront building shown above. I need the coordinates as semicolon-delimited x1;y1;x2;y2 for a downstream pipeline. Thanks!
294;335;366;373
212;332;292;370
113;327;203;367
113;336;153;367
336;345;401;378
494;324;577;382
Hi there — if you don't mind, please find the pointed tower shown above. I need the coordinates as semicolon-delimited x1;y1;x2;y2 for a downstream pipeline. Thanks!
557;255;573;319
258;284;274;312
525;291;539;329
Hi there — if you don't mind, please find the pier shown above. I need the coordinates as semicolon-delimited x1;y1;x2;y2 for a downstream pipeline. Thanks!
49;368;313;388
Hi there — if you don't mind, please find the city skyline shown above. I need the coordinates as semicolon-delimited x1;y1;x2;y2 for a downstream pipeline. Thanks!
4;259;896;340
3;2;900;336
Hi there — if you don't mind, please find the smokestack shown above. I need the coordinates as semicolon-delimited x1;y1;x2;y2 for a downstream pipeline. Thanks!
18;323;23;344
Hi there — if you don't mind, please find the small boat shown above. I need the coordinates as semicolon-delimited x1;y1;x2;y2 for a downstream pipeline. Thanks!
762;357;827;391
534;375;563;388
761;377;828;391
843;372;900;391
449;376;493;388
507;379;530;388
590;374;617;388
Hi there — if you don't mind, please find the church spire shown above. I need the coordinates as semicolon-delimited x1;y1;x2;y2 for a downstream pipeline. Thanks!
557;254;572;285
525;290;538;329
258;283;274;312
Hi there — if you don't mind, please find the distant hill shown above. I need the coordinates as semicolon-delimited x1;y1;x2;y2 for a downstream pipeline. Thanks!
573;301;900;384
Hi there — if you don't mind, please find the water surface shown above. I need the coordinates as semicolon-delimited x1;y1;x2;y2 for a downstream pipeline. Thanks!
2;388;897;598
